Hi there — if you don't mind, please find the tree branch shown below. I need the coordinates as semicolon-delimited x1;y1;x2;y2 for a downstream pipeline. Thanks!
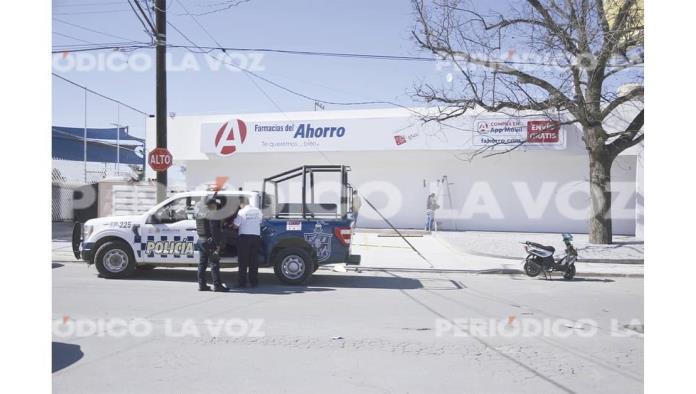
601;85;643;119
607;109;643;156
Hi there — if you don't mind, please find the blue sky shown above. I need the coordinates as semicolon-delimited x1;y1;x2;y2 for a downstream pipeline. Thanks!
54;0;641;141
52;0;465;139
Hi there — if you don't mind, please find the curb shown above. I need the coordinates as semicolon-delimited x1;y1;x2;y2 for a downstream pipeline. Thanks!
460;249;644;265
345;266;643;278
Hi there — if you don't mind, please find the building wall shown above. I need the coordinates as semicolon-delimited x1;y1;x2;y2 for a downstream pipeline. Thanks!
183;149;638;235
146;107;641;235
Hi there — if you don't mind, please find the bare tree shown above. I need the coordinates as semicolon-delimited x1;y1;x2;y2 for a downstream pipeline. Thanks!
412;0;643;244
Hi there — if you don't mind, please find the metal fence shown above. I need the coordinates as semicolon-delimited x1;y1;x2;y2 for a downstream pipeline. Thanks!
52;73;150;221
52;184;75;222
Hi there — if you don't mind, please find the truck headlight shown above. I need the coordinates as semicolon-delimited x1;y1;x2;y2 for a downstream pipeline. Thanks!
83;224;94;240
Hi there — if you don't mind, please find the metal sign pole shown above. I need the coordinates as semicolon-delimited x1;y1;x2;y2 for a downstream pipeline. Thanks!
83;88;87;184
117;104;120;174
155;0;168;202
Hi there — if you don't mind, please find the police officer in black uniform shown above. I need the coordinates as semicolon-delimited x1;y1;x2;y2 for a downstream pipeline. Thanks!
196;196;229;292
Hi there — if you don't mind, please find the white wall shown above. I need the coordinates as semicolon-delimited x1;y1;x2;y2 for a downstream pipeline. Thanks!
146;108;640;235
182;149;637;235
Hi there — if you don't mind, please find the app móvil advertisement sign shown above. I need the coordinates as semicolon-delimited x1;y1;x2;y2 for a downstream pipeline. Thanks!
473;118;563;147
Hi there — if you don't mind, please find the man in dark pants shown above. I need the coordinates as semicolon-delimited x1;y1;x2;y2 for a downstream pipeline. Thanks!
233;196;263;288
196;196;229;292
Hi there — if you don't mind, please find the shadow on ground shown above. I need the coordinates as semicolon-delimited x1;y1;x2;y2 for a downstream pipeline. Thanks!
562;277;616;283
52;342;83;373
113;268;424;291
510;275;615;283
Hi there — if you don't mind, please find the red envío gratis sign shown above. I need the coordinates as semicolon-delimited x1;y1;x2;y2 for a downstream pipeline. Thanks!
527;120;560;143
148;148;173;172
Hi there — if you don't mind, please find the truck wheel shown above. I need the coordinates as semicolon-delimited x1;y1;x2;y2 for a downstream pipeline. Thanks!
273;248;314;285
94;241;136;279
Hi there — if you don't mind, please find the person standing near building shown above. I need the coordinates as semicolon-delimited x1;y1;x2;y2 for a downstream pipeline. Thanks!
233;196;263;288
351;190;361;228
195;196;229;292
425;193;439;231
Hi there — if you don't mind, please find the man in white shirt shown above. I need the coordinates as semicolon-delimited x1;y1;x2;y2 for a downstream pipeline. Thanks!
232;196;263;288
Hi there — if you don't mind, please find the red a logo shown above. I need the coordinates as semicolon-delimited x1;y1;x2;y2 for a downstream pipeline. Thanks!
394;135;407;146
214;120;247;156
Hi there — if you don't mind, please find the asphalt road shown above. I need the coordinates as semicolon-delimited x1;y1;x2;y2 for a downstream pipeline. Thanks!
52;263;643;393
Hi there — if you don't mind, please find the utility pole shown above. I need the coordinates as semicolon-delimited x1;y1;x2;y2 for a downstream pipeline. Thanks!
155;0;168;202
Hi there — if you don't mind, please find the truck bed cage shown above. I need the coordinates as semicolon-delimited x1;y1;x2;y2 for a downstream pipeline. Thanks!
262;165;352;220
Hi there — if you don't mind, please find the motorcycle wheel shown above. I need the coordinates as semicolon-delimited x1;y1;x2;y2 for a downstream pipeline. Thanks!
563;265;576;280
524;260;541;277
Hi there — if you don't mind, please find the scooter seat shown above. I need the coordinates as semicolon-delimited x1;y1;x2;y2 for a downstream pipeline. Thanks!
527;242;555;253
540;245;555;253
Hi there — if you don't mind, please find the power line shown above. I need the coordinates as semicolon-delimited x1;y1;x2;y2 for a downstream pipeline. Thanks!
173;0;221;46
52;44;152;53
127;0;156;38
53;31;96;45
163;43;643;69
165;21;211;54
167;44;439;63
171;0;293;114
53;10;131;16
52;31;148;49
49;37;643;70
166;0;463;130
53;41;150;49
52;72;152;116
53;18;150;41
53;1;126;7
53;17;145;42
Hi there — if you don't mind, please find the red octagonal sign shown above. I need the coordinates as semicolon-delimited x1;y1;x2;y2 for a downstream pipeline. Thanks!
148;148;173;172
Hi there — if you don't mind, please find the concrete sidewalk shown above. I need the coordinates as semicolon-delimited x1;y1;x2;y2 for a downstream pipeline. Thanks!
351;229;643;278
434;230;643;264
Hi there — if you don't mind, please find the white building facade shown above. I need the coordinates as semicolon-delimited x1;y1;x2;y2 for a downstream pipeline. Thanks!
146;107;643;236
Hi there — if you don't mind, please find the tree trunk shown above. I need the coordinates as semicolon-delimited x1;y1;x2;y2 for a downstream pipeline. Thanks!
588;149;614;244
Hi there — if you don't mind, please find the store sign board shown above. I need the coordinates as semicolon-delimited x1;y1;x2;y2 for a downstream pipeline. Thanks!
200;115;566;156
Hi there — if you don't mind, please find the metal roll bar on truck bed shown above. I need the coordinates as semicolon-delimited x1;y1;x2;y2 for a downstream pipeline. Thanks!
261;165;353;220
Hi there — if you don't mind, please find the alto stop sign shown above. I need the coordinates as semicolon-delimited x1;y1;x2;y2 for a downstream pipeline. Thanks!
148;148;173;172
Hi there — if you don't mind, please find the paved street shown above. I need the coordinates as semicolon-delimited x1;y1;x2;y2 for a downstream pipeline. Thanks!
53;262;643;393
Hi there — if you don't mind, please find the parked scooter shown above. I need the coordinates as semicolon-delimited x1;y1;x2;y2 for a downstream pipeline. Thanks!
522;233;577;279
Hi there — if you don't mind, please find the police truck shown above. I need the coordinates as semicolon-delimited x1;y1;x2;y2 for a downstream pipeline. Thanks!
72;165;360;285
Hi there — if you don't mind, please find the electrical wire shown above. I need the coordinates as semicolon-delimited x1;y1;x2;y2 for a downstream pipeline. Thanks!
53;10;131;16
53;31;96;45
53;17;145;43
127;0;156;39
52;44;153;53
52;72;152;116
53;1;126;7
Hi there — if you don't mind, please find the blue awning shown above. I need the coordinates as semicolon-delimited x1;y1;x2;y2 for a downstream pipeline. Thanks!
52;126;145;165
